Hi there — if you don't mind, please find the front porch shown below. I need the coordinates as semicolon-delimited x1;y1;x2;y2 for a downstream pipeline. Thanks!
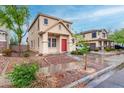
48;33;69;54
39;32;73;55
98;40;114;51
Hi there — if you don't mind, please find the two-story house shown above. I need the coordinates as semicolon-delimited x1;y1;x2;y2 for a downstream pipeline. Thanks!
80;29;113;50
27;13;75;55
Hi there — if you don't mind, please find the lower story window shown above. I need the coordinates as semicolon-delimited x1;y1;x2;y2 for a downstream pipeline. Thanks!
48;38;56;47
52;38;56;47
48;38;51;47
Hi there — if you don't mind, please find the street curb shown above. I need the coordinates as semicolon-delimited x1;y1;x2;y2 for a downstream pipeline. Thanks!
63;62;123;88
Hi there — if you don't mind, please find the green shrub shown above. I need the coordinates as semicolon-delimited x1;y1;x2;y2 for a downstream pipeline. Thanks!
23;52;30;57
2;48;12;56
8;63;39;88
78;49;84;55
71;49;84;55
94;48;99;52
105;47;113;52
71;51;77;55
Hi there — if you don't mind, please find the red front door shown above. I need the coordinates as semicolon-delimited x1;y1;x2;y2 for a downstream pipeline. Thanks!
62;39;67;51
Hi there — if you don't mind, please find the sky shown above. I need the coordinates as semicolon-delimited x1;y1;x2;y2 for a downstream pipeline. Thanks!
23;5;124;44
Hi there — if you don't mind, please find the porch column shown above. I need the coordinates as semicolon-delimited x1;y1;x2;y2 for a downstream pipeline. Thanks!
68;35;75;52
106;41;109;47
111;42;114;48
39;32;48;55
101;41;104;51
59;36;62;53
68;35;71;52
109;41;111;48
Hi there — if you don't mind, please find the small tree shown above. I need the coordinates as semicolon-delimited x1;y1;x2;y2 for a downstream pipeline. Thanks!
108;29;124;45
73;34;89;70
0;5;30;56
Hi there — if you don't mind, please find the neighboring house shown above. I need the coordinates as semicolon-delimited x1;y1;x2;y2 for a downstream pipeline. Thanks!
80;29;114;50
28;13;75;55
0;28;10;52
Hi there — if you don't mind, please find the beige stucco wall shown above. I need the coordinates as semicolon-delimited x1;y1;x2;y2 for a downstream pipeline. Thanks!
47;23;75;53
48;35;59;54
28;15;75;54
47;23;71;35
28;18;40;52
39;16;71;32
87;41;100;47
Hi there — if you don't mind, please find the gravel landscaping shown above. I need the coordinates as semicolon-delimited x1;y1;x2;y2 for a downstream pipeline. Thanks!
0;53;109;88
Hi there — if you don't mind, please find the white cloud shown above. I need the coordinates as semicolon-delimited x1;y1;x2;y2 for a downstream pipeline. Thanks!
91;6;124;17
65;6;124;21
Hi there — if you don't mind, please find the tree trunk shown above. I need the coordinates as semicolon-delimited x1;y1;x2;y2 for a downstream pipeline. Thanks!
18;42;21;56
18;36;22;57
84;54;87;70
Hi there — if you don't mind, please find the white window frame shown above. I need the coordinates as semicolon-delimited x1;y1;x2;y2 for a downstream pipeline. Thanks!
44;18;48;25
48;37;57;48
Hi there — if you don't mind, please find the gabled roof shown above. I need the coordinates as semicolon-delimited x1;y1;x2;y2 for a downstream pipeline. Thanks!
28;13;72;32
38;20;73;35
39;13;72;24
80;29;108;34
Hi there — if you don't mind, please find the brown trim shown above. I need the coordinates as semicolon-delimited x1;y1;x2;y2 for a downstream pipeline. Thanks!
38;17;40;31
85;39;113;42
28;14;39;32
48;32;70;36
39;13;72;24
28;13;72;32
80;29;108;35
42;41;48;43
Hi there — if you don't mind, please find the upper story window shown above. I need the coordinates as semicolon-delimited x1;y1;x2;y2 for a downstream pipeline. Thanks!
92;32;97;38
66;24;69;28
44;18;48;25
59;25;61;30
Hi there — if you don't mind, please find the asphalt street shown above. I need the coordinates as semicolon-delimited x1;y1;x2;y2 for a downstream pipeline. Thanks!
95;68;124;88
